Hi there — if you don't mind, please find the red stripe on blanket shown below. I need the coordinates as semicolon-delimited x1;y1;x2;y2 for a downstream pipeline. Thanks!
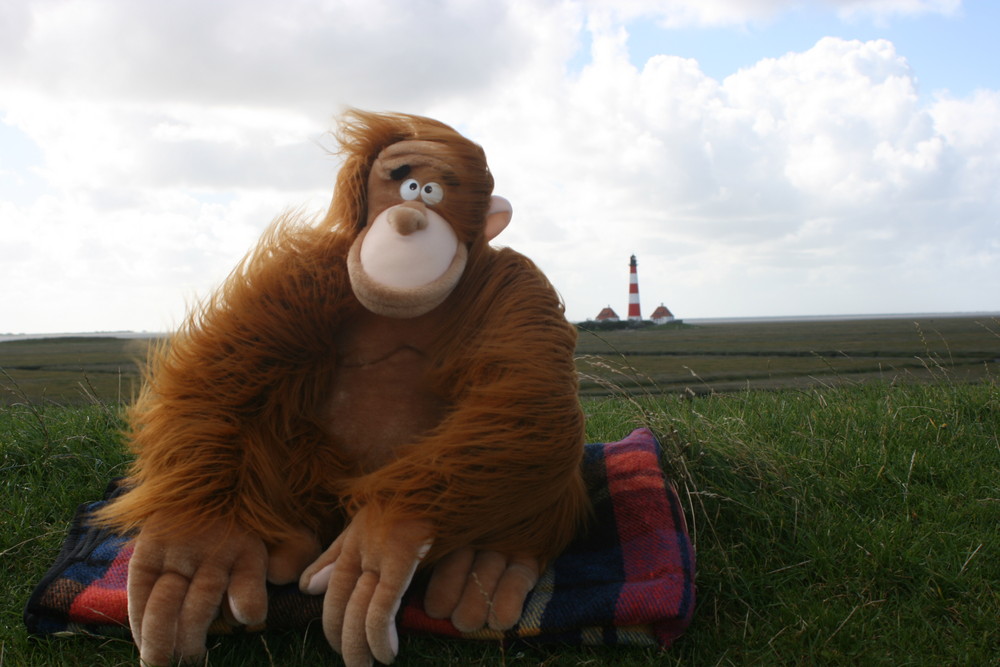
68;545;131;626
607;430;692;630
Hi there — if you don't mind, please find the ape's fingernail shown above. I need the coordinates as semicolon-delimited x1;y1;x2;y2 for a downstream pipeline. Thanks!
304;562;335;595
389;623;399;657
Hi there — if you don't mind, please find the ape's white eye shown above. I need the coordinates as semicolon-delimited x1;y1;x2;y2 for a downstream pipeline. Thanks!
420;182;444;205
399;179;420;201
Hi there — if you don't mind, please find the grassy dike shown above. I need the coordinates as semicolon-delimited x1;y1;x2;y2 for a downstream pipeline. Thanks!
2;373;998;665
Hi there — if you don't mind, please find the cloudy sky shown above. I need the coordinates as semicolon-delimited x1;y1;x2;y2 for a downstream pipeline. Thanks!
2;0;998;333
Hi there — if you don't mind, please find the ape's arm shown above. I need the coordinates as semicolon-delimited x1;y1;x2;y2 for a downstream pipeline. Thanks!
93;219;354;665
95;220;353;543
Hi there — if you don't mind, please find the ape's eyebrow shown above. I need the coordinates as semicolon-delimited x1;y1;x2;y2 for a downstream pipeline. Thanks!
389;164;411;181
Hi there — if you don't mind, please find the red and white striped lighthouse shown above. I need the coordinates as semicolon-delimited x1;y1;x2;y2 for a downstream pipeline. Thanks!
628;254;642;321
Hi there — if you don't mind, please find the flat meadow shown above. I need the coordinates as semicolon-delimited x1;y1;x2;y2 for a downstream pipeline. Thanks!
1;315;998;665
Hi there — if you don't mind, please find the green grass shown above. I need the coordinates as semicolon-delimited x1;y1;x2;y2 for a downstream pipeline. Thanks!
3;372;998;665
653;382;999;664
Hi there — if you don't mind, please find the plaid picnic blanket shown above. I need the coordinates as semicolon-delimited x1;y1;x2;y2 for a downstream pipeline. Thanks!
24;427;695;648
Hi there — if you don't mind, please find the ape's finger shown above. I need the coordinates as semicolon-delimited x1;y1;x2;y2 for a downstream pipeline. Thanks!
268;529;322;585
424;547;475;619
489;557;540;630
175;566;229;656
301;536;344;594
342;571;379;667
321;556;361;654
452;551;507;632
126;543;165;652
228;543;269;626
137;571;189;666
365;547;426;664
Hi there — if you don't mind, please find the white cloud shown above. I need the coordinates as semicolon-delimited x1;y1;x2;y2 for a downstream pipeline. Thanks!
5;0;527;113
583;0;961;27
831;0;961;22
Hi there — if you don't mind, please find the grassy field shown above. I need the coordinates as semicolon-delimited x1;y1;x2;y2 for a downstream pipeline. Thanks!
1;317;999;665
577;315;1000;395
0;337;151;407
2;315;998;405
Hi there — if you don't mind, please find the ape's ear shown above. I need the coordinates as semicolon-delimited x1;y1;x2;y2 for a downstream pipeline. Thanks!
484;196;512;242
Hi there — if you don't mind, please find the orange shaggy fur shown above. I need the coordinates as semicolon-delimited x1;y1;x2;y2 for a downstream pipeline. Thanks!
95;110;588;569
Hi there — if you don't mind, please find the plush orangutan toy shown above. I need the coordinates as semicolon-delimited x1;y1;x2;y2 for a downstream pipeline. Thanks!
95;110;589;666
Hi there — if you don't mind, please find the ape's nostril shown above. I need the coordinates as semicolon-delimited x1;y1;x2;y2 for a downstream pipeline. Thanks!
387;206;427;235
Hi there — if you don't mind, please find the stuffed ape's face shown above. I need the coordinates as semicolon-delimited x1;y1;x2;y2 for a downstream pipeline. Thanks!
346;139;510;319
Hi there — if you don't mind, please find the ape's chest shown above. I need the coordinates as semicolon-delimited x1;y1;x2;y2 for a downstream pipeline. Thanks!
322;311;447;471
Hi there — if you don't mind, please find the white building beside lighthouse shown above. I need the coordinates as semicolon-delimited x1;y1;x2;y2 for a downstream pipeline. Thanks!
650;303;675;324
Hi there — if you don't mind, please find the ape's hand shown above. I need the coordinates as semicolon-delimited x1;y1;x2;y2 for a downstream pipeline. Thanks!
126;515;268;666
423;548;540;632
300;507;433;667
